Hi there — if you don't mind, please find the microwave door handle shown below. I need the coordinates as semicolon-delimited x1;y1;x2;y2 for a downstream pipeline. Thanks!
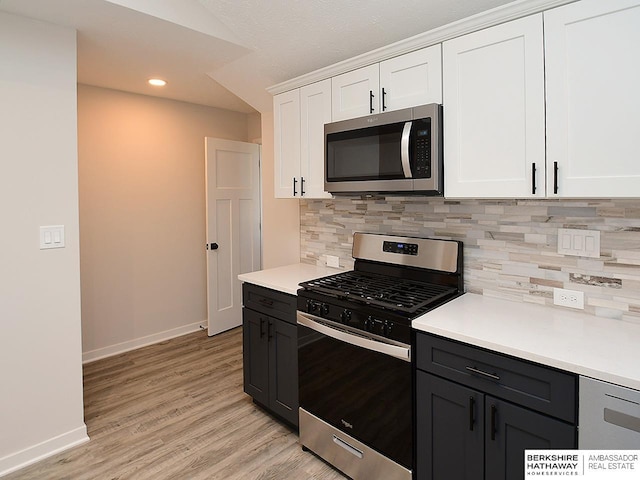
401;121;413;178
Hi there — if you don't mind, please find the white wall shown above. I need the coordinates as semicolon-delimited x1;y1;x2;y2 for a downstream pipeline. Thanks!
77;85;253;361
0;13;88;476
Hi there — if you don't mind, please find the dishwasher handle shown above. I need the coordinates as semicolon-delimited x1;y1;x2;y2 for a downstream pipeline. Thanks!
604;408;640;434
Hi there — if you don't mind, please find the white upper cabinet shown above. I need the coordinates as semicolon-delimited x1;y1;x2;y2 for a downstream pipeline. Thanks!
300;79;332;199
379;45;442;112
443;14;546;198
544;0;640;197
274;80;332;199
331;45;443;121
273;89;300;198
331;64;380;121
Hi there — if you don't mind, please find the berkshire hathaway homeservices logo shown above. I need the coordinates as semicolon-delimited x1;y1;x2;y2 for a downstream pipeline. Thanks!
525;450;639;478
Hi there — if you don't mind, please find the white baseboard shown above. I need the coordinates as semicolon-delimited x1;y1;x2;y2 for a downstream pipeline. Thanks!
0;425;89;477
82;321;206;364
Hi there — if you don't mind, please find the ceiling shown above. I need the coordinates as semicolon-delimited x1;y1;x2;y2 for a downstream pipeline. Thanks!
0;0;515;113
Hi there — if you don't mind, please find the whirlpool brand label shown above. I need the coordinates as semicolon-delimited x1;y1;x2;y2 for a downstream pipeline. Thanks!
341;419;353;429
525;450;640;478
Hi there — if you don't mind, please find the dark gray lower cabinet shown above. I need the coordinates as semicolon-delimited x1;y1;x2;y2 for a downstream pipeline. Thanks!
417;373;483;479
485;396;575;480
242;284;298;427
416;333;577;480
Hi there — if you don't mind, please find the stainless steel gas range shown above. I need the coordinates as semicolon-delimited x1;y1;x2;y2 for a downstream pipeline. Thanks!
296;232;464;480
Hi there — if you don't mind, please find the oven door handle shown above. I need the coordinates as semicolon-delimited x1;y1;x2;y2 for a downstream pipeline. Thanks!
297;312;411;362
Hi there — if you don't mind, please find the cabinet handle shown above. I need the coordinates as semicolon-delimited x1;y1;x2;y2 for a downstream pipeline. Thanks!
293;177;297;196
490;404;497;441
259;298;274;307
554;161;559;194
469;396;475;431
382;87;387;111
465;365;500;381
267;320;273;340
369;90;374;114
259;318;266;338
301;176;305;196
531;163;536;194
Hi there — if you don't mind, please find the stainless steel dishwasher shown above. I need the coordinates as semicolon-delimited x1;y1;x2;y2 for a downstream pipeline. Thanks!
580;376;640;448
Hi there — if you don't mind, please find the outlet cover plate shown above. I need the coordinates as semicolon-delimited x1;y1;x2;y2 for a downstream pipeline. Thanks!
553;287;585;309
326;255;340;268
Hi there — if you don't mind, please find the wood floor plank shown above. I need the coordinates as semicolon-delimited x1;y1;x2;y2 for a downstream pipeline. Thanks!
4;327;346;480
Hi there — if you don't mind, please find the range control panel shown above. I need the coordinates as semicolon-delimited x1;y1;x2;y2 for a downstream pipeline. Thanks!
383;241;418;256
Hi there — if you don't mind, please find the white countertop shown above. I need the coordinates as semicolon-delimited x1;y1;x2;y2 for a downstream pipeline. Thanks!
238;263;344;296
413;293;640;391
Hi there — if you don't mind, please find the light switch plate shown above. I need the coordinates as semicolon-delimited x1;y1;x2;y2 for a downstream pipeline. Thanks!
40;225;65;249
557;228;600;258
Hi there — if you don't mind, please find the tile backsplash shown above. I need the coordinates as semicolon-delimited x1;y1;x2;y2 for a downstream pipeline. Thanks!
300;197;640;323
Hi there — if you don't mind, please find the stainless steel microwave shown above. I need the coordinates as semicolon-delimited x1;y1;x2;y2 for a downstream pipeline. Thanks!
325;103;442;195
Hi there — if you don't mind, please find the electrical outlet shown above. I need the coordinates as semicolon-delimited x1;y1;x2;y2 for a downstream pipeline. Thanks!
326;255;340;268
553;288;585;309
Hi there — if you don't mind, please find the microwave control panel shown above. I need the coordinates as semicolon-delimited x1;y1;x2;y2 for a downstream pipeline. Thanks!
413;119;431;178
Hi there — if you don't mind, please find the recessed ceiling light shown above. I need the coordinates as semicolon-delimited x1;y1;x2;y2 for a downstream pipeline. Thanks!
148;78;167;87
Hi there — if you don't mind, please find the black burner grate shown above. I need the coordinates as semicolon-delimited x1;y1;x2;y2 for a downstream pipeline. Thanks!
300;271;456;315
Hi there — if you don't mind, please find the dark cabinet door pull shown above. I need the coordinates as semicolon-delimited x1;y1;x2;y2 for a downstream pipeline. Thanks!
532;163;537;194
259;298;274;307
382;88;387;111
369;90;375;113
469;396;475;431
465;365;500;381
293;177;297;196
267;320;273;340
490;404;497;441
301;176;305;196
259;318;266;338
554;161;559;194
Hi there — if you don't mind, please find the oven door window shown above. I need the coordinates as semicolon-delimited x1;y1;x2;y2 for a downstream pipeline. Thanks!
298;324;412;469
326;122;406;182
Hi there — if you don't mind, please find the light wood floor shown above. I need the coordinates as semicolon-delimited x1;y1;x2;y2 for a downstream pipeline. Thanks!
5;327;347;480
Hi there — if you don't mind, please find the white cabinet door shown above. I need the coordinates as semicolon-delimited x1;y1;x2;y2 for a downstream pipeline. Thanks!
443;14;546;198
379;45;442;112
273;89;300;198
331;64;380;121
300;79;332;199
545;0;640;197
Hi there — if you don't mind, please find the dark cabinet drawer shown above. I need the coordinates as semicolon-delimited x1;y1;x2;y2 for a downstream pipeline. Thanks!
243;283;296;325
416;333;576;423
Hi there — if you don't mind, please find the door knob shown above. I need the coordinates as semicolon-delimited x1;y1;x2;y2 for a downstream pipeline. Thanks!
210;243;219;250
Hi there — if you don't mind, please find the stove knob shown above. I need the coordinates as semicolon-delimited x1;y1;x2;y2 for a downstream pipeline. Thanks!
382;320;393;337
365;316;374;332
307;300;317;313
340;309;352;324
320;303;329;316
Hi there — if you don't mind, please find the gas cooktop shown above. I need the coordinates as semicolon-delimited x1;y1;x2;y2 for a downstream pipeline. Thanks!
300;270;456;315
297;233;464;344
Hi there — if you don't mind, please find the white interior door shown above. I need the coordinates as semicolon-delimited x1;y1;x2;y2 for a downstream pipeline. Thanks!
205;138;261;336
